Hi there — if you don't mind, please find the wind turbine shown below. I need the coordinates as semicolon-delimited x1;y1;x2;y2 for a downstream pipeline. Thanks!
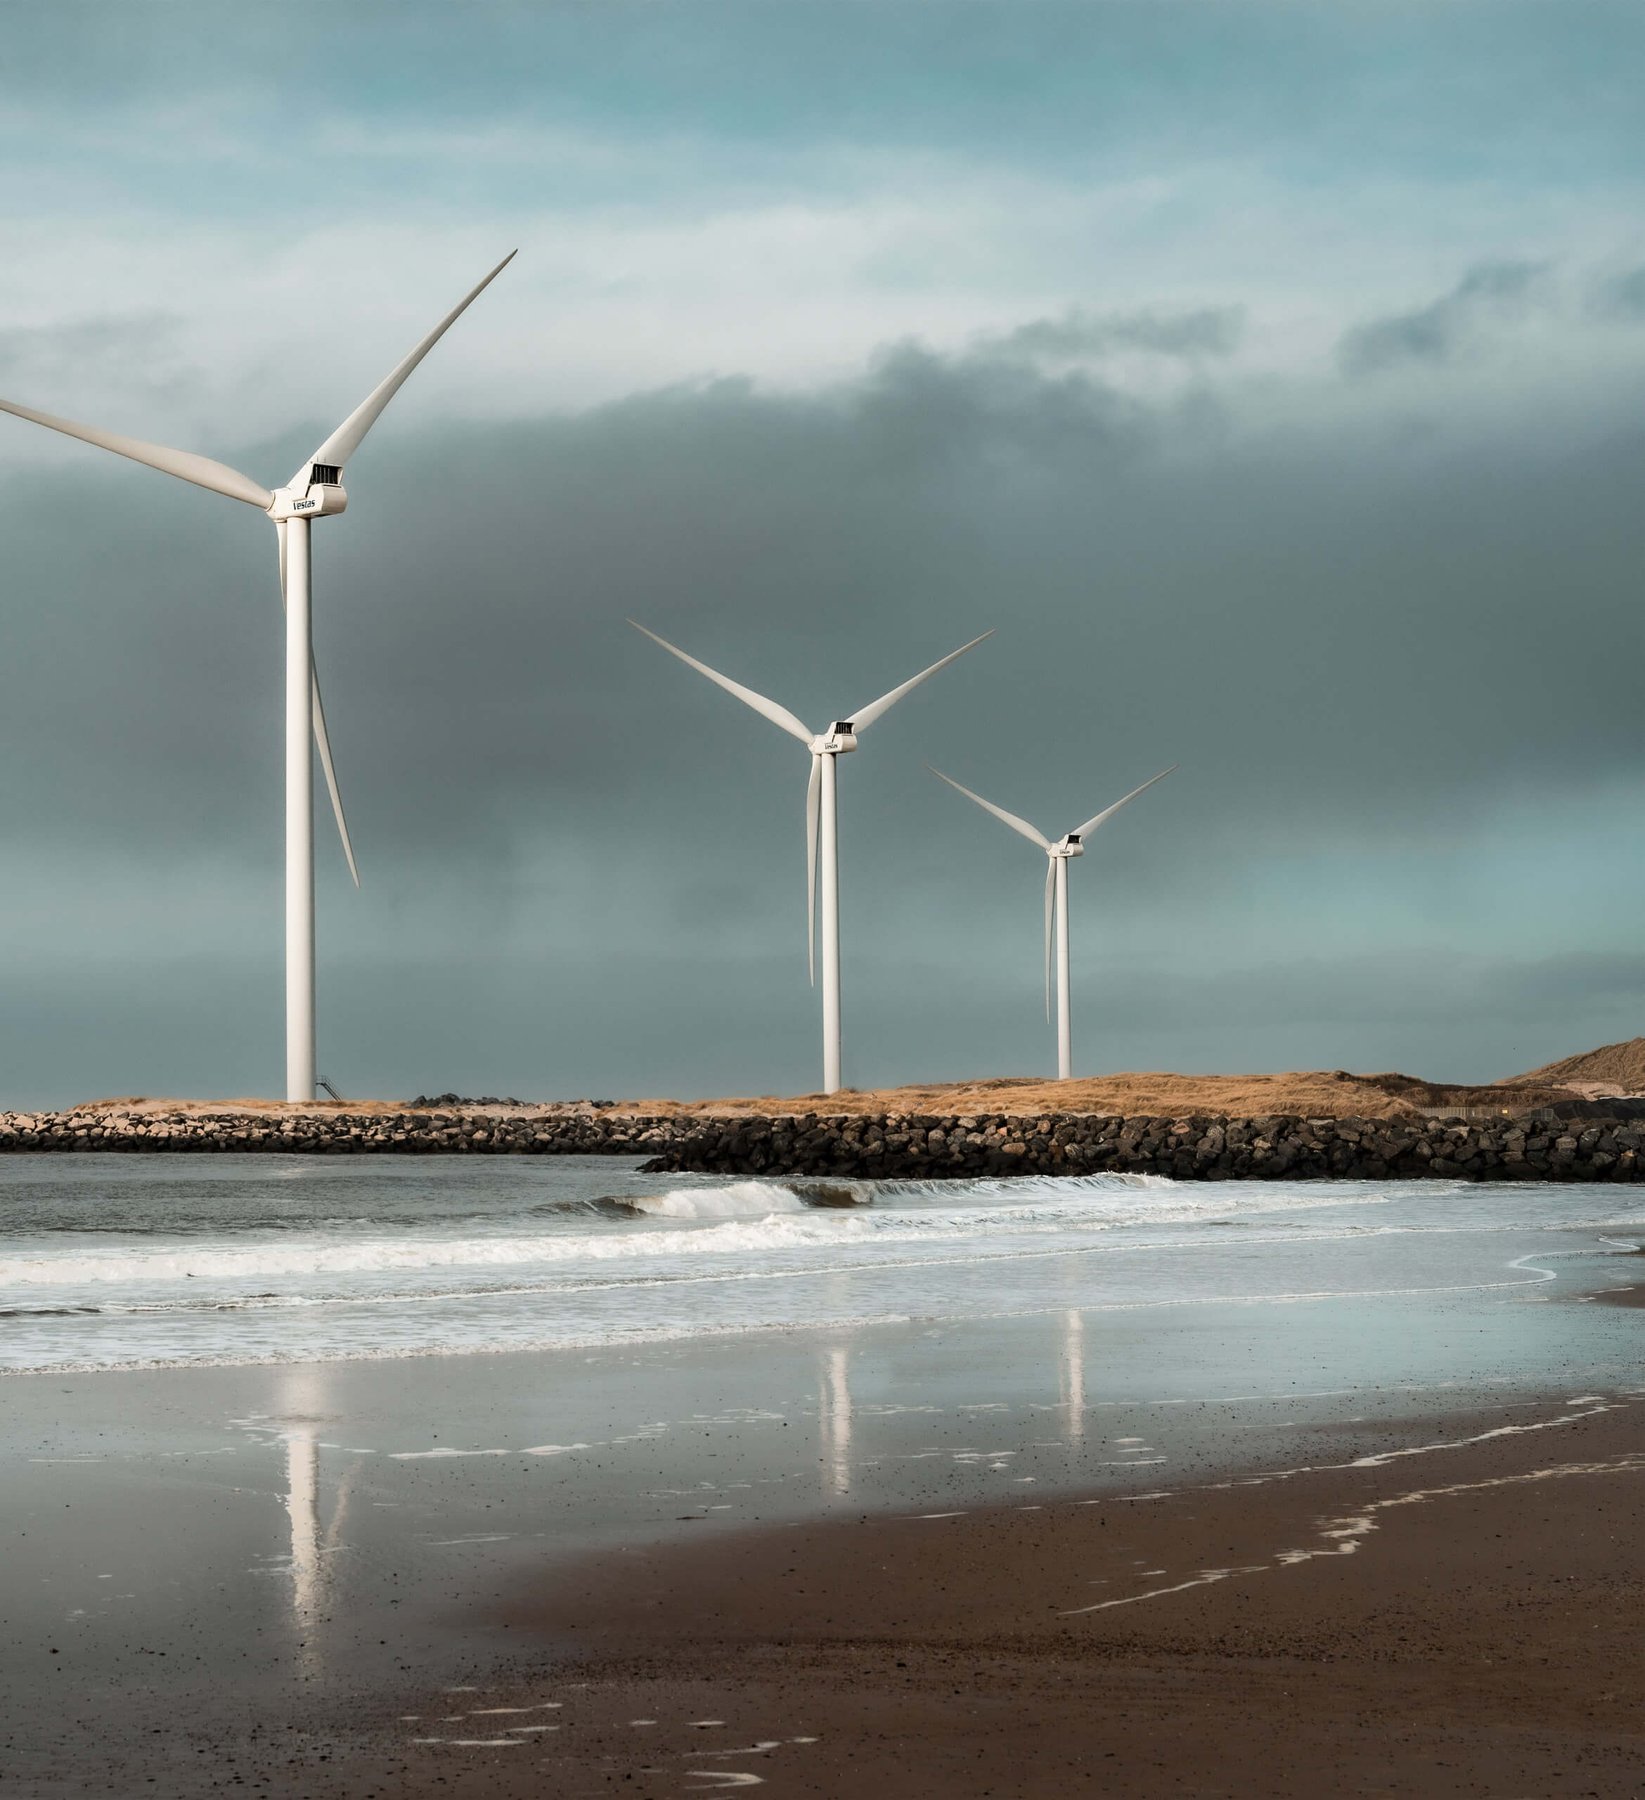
929;761;1176;1080
633;621;992;1094
0;252;515;1100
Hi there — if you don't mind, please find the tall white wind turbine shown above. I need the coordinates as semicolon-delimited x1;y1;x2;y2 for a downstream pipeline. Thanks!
929;762;1176;1081
633;622;992;1095
0;253;515;1100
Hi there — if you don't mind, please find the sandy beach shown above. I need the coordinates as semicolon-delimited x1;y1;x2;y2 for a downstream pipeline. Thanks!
424;1393;1645;1797
10;1372;1640;1795
3;1155;1641;1796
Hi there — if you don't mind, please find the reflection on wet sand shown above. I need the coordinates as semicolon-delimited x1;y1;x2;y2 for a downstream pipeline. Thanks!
276;1370;356;1683
285;1422;322;1678
1061;1309;1086;1443
819;1346;852;1496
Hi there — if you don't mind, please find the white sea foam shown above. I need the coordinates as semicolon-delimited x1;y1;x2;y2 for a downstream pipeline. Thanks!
2;1160;1631;1374
627;1182;807;1220
0;1182;1396;1288
881;1172;1178;1197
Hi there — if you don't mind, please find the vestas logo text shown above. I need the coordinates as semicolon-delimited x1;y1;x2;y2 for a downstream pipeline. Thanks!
293;499;318;511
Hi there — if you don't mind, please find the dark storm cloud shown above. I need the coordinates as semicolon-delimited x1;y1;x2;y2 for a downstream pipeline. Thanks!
4;277;1645;1102
1337;259;1550;375
3;294;1642;871
984;306;1246;363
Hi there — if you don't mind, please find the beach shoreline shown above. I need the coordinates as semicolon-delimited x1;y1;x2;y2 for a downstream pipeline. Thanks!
111;1382;1631;1798
3;1153;1640;1795
6;1104;1645;1182
347;1387;1645;1797
6;1306;1641;1795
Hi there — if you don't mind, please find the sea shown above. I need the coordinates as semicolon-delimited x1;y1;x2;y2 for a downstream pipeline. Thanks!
2;1153;1641;1375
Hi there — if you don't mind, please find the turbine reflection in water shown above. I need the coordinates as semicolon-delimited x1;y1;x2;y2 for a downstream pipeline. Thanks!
275;1370;357;1684
819;1345;853;1497
1061;1308;1086;1443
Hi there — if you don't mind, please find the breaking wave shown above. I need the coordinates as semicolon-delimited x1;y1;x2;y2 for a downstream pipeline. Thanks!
4;1156;1630;1374
0;1180;1397;1289
622;1181;808;1219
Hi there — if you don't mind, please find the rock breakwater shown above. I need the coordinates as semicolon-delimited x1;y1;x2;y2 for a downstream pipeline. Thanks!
1;1104;1642;1180
0;1106;681;1157
640;1111;1645;1181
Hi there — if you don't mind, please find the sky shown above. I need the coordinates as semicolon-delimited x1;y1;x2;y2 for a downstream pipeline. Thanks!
2;1;1644;1106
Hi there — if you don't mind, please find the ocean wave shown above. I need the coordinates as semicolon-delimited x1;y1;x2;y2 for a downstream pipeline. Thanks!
0;1246;1570;1375
621;1181;809;1220
0;1185;1401;1289
876;1171;1179;1198
1;1309;923;1376
13;1215;1615;1326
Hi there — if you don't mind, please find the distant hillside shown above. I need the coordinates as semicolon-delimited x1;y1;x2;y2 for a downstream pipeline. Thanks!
1508;1037;1645;1095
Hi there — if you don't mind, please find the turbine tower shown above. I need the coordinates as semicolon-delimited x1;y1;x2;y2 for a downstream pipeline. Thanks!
0;253;515;1100
929;761;1176;1080
634;622;992;1095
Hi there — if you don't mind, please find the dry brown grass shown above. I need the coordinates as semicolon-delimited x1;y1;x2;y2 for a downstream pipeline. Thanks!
633;1069;1570;1119
1510;1036;1645;1095
64;1064;1590;1122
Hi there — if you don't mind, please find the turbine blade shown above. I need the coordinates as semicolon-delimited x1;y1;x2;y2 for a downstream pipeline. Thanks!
927;764;1050;850
848;630;993;733
1072;764;1179;841
1044;856;1057;1025
295;250;517;483
806;754;821;986
630;620;813;744
278;524;358;886
312;661;360;889
0;395;272;508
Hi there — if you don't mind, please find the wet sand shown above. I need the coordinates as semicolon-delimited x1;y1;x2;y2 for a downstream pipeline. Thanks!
5;1261;1641;1795
379;1393;1645;1797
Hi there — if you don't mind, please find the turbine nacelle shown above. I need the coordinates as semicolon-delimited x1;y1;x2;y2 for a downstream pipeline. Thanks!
1051;833;1085;859
812;723;858;756
268;470;348;522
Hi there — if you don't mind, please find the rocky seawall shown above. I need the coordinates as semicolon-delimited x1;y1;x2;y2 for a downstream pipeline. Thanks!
0;1107;680;1157
1;1105;1643;1180
638;1111;1645;1181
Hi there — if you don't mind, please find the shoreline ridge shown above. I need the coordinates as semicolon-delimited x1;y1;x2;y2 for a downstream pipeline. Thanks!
3;1101;1643;1180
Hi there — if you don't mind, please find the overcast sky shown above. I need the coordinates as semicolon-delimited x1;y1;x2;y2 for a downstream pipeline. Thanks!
2;2;1644;1106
